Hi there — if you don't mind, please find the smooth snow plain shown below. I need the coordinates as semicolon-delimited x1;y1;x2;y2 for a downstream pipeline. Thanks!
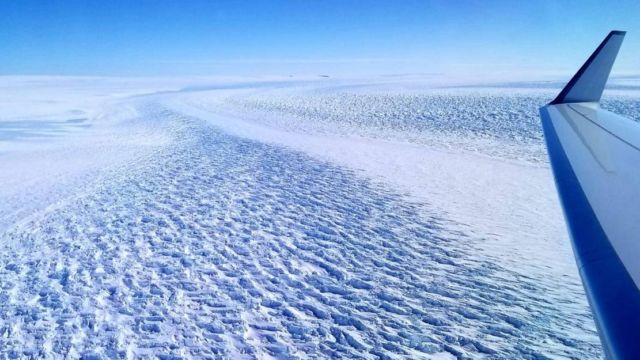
2;76;639;359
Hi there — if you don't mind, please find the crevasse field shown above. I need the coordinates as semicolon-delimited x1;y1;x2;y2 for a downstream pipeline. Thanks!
1;76;639;359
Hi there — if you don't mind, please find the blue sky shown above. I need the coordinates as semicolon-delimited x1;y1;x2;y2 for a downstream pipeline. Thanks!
1;0;639;78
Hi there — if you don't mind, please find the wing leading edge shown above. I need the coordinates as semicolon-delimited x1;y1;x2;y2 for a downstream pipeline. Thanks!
540;31;640;359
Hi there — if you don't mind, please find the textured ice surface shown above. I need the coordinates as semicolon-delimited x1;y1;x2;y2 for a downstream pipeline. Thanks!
219;84;640;164
3;77;638;358
173;82;640;280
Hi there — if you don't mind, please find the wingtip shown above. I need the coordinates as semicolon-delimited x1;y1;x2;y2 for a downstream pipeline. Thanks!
550;31;626;105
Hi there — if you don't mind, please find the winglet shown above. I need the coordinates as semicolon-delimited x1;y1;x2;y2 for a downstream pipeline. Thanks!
550;31;626;105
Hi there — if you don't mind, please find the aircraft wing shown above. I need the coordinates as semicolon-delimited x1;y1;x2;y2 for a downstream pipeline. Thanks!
540;31;640;359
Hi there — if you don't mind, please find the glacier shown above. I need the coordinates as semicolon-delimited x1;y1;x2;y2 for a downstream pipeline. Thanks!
2;75;638;358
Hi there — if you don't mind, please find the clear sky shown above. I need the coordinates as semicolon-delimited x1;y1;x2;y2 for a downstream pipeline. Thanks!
1;0;639;79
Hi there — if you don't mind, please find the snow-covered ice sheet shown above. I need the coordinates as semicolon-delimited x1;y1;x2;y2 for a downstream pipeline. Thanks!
4;76;638;358
0;78;183;236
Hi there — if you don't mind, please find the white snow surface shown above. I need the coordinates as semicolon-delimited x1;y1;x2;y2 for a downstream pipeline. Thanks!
3;76;639;358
